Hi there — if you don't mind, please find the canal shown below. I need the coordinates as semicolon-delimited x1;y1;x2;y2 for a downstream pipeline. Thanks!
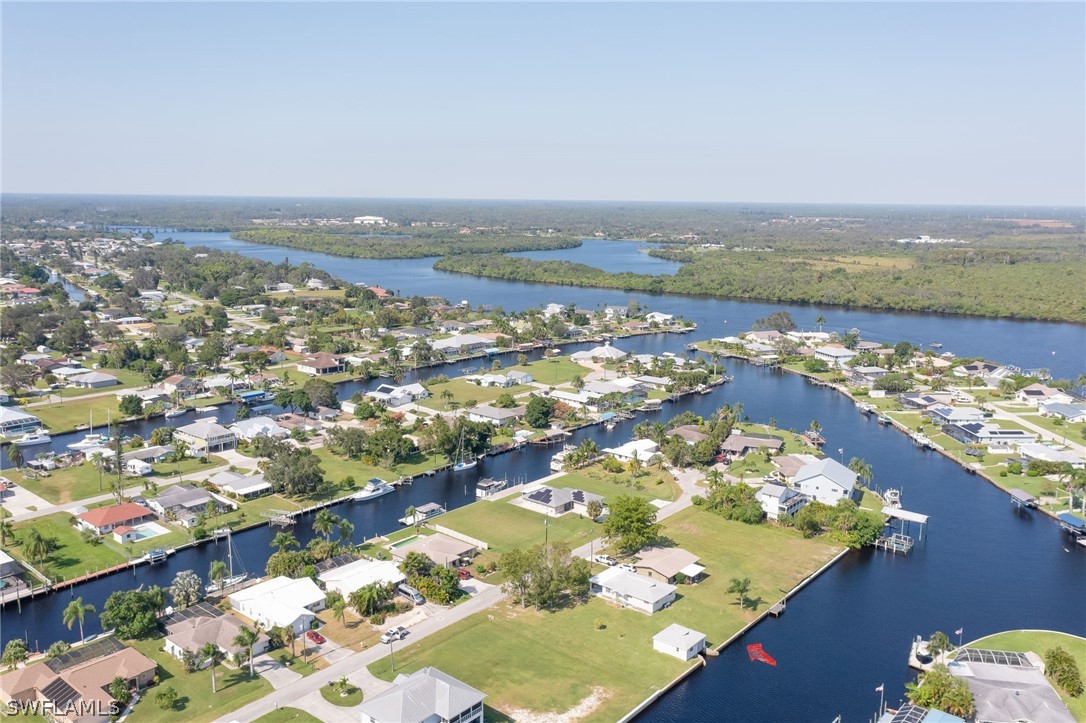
3;233;1083;721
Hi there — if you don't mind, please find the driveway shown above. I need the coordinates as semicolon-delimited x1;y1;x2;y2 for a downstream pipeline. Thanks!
252;653;302;689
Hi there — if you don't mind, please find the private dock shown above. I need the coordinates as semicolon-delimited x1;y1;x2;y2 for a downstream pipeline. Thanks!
875;507;929;555
1008;488;1038;509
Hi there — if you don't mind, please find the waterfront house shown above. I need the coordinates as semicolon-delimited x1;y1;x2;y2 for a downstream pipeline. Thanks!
296;352;345;376
1016;383;1075;407
899;392;953;410
467;405;525;427
161;374;198;395
928;405;987;427
367;382;429;407
0;642;157;715
318;559;406;598
813;346;857;368
652;624;707;661
1039;402;1086;423
520;485;604;517
590;567;676;614
359;667;486;723
603;439;661;463
1016;444;1085;469
719;431;785;459
431;333;490;355
0;406;42;437
149;484;232;526
164;613;269;667
0;550;21;578
757;483;810;520
792;458;861;506
229;415;289;441
207;470;272;498
667;424;710;445
69;371;120;388
634;546;705;584
947;649;1075;723
952;361;1001;378
548;389;597;410
570;342;628;363
229;576;326;634
770;453;822;484
389;533;477;568
76;502;155;535
847;365;889;387
174;418;237;455
942;423;1038;449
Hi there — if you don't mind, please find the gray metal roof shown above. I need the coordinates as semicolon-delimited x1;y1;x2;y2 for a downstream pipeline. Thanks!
358;667;486;723
793;457;857;492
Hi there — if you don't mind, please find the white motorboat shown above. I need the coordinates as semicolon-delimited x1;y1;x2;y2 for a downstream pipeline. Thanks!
13;430;51;447
352;478;395;501
164;407;188;419
884;488;902;508
68;434;108;451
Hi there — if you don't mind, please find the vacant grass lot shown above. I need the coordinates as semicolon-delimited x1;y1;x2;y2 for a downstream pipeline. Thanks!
127;636;272;723
437;497;597;555
504;356;586;386
552;468;678;502
416;379;531;411
965;630;1086;721
371;506;841;721
7;455;225;504
31;396;125;434
313;447;447;483
8;512;127;581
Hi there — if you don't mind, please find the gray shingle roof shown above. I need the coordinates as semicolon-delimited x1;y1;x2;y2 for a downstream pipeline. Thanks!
358;667;486;723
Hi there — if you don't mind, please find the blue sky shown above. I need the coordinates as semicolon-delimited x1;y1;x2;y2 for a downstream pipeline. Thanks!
3;2;1083;205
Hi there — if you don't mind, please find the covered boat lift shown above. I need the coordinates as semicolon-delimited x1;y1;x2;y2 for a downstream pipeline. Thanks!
875;506;930;554
1008;488;1038;509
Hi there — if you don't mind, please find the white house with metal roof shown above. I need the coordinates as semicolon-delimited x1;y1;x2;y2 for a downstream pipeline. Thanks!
792;458;861;506
229;576;325;634
652;624;707;661
359;667;486;723
319;559;406;598
590;566;676;614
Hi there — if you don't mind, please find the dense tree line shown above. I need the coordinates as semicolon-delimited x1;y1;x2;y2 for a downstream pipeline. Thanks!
233;228;582;259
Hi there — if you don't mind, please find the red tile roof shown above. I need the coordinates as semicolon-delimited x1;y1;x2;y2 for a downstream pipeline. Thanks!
78;503;152;529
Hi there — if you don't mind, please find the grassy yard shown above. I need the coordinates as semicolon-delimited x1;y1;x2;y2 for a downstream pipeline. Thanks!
370;506;841;721
315;608;383;650
313;447;447;483
553;468;679;502
1011;412;1085;442
254;709;323;723
126;636;272;723
320;683;364;706
203;494;303;531
503;356;587;386
7;512;127;581
416;379;531;411
266;647;326;676
437;497;598;556
30;395;125;434
965;630;1086;721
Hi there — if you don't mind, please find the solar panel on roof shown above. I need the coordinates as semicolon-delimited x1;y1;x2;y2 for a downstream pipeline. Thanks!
40;677;81;707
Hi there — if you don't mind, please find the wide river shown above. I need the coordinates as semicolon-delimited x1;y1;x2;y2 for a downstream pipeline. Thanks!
4;233;1083;722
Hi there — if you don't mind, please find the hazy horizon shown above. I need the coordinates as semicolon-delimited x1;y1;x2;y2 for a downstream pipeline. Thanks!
4;3;1084;205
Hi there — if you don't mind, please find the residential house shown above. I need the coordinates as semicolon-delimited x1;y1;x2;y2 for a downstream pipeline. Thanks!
952;361;1001;378
603;439;661;463
667;425;709;445
164;613;269;667
520;486;604;517
358;667;486;723
0;643;157;715
367;382;429;407
467;405;525;427
792;458;861;506
946;650;1075;723
757;484;810;521
770;453;822;484
813;346;857;368
0;550;21;578
69;371;120;388
505;370;533;385
174;419;237;455
76;502;155;535
229;576;326;634
645;312;674;324
431;334;490;355
161;374;198;395
942;423;1038;449
634;546;705;584
148;484;231;527
899;393;954;411
296;353;345;376
604;305;629;319
229;415;289;441
719;431;785;458
928;405;987;427
1015;444;1084;470
570;343;628;362
389;533;477;568
477;373;514;388
590;567;676;614
847;366;888;387
0;406;42;437
318;559;406;598
208;470;273;498
1016;384;1075;407
1039;402;1086;423
653;624;707;661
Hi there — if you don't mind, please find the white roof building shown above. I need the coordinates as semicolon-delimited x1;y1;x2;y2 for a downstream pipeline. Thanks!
590;566;676;614
0;406;42;436
603;438;661;463
229;576;326;634
318;559;406;598
653;624;707;661
792;458;861;506
571;343;628;362
229;416;288;441
359;667;486;723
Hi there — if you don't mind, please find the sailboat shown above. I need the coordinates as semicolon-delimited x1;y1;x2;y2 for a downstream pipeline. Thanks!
68;411;108;450
206;528;248;594
452;428;477;472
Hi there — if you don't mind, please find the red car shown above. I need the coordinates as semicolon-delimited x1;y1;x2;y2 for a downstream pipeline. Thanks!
306;630;326;645
458;568;472;580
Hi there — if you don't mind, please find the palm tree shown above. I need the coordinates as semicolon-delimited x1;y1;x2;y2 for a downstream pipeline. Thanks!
85;449;104;493
6;446;23;470
349;585;381;616
63;597;95;643
232;625;260;676
0;518;12;545
24;528;50;565
809;419;822;433
270;531;298;553
283;627;297;659
209;560;228;593
439;389;454;409
815;314;826;333
337;519;355;545
331;599;347;625
728;577;752;610
200;642;223;693
312;509;337;541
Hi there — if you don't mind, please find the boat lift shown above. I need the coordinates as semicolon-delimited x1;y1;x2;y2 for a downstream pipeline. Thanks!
875;507;929;555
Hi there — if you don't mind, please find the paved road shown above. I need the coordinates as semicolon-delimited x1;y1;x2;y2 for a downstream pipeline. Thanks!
215;582;508;722
988;403;1086;455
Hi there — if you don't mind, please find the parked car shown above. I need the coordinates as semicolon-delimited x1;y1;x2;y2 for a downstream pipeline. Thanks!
617;563;636;573
457;567;473;580
380;626;408;644
397;583;425;606
591;554;616;566
305;630;325;645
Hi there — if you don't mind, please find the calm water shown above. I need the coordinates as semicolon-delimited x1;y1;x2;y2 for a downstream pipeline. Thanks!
168;231;1085;378
4;234;1084;722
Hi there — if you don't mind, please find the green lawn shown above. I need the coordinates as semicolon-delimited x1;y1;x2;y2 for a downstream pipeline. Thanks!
313;447;447;483
416;379;531;411
437;497;598;555
8;512;127;582
965;630;1086;721
552;468;679;502
254;709;323;723
202;494;303;531
30;395;125;434
503;356;587;386
1012;413;1085;442
266;647;323;677
370;506;841;721
126;636;272;723
320;683;364;706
